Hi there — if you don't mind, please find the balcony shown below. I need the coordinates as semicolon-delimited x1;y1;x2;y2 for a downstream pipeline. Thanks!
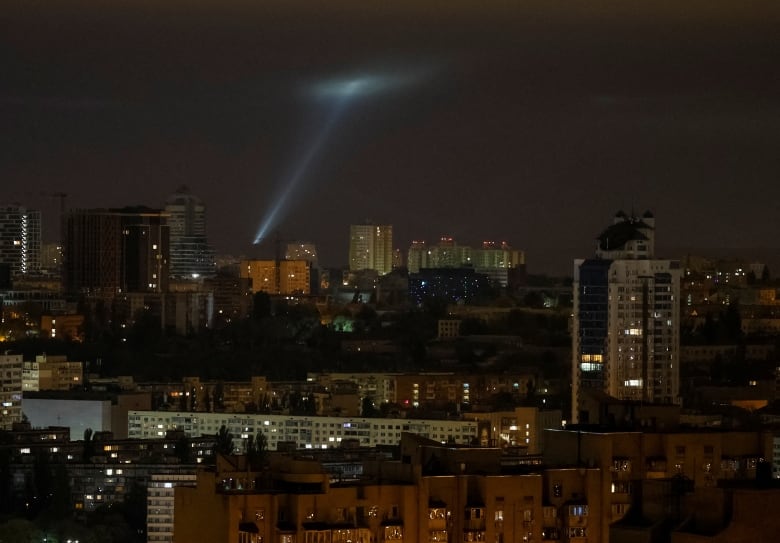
428;507;448;531
566;527;587;543
646;456;667;478
610;457;632;480
564;505;588;528
383;525;403;541
464;507;486;531
462;530;486;542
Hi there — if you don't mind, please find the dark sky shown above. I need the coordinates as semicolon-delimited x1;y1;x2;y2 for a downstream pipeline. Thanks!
3;1;780;273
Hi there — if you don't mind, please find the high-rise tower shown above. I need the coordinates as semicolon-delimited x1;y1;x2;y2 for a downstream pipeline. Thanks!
165;186;216;278
0;204;41;276
572;211;680;423
64;207;169;295
349;223;393;275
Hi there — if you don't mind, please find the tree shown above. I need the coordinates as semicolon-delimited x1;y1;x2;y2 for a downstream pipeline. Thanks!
252;292;272;320
215;424;234;456
526;379;537;402
0;519;42;543
722;302;742;343
361;396;380;418
246;432;268;470
203;388;212;413
175;436;193;464
213;381;225;411
522;290;545;309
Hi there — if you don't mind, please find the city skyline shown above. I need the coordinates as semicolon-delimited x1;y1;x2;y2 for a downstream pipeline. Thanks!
4;2;780;274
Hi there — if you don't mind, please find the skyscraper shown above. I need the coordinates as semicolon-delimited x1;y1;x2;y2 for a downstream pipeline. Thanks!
0;204;41;276
572;211;680;423
165;186;216;278
64;207;169;295
349;223;393;275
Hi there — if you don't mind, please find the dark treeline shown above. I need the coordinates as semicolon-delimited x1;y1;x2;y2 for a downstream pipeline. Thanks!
5;293;571;384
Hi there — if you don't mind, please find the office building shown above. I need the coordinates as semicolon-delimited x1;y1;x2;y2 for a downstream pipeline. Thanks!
572;211;681;423
0;204;41;276
165;187;216;279
64;207;170;295
349;223;393;275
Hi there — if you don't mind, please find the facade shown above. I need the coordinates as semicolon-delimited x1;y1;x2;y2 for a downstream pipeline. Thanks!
437;319;462;339
204;273;253;324
773;432;780;479
0;354;23;430
64;207;170;295
0;204;41;276
407;238;524;287
544;428;774;539
173;436;610;543
0;288;67;314
128;411;478;451
162;290;215;335
21;354;83;392
407;237;472;272
165;187;216;279
285;242;318;268
147;472;198;543
40;314;85;341
240;259;311;295
467;407;563;454
572;211;681;423
349;223;393;275
307;373;398;406
40;242;62;274
0;424;212;526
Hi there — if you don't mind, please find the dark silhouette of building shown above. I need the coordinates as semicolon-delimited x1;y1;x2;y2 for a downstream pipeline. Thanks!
409;267;493;305
165;186;216;279
63;207;169;295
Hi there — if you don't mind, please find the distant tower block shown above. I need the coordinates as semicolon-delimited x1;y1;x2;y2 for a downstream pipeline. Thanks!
349;222;393;275
0;204;42;276
165;186;216;279
572;210;680;423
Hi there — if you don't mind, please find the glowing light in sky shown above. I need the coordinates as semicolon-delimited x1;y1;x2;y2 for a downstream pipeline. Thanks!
253;90;353;244
253;68;426;244
310;72;418;100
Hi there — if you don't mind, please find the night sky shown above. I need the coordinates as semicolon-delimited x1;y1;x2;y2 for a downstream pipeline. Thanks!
4;1;780;273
